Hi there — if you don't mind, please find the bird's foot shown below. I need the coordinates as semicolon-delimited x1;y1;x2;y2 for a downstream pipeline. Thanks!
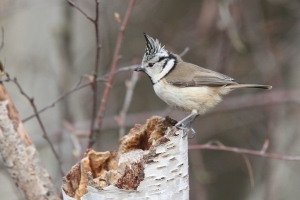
175;122;196;139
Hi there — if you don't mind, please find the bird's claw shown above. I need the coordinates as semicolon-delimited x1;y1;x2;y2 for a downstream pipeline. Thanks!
175;123;196;139
188;128;196;139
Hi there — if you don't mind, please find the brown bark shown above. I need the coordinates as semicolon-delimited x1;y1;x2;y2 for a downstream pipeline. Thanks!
0;83;59;200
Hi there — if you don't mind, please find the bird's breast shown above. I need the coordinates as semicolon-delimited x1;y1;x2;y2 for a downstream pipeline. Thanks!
153;79;223;114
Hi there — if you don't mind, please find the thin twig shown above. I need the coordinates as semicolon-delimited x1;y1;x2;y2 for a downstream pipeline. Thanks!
63;121;82;158
88;0;136;148
260;139;269;153
4;73;65;176
67;0;94;22
88;0;101;149
217;0;246;52
67;0;102;149
0;27;4;52
179;47;190;57
22;65;138;123
117;72;139;138
242;155;255;188
189;142;300;161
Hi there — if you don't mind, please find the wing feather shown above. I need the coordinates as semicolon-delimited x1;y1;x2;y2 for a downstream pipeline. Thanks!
165;59;238;87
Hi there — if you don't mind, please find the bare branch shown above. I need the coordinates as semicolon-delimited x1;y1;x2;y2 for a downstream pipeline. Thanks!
189;142;300;161
217;0;246;52
242;155;255;188
67;1;102;145
63;121;82;158
4;73;65;176
88;0;101;151
22;65;138;123
88;0;136;148
179;47;190;57
260;139;269;153
67;0;94;22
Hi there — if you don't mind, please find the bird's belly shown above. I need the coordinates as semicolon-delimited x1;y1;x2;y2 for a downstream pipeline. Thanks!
153;80;223;114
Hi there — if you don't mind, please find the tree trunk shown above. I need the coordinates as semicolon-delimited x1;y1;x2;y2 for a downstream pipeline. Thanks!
0;83;59;200
62;116;189;200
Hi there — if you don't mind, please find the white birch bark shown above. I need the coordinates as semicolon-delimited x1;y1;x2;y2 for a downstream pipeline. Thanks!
63;117;189;200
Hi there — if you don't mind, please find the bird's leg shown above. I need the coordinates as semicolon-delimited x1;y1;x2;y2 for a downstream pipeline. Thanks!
175;110;199;138
183;114;199;138
175;110;198;127
184;114;199;127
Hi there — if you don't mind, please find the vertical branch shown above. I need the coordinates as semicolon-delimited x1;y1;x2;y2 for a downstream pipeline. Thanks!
87;0;136;148
64;121;83;159
67;0;135;148
67;0;102;149
88;0;101;148
217;0;245;52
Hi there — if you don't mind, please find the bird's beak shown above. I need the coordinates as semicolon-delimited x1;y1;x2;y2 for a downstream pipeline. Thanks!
134;66;145;72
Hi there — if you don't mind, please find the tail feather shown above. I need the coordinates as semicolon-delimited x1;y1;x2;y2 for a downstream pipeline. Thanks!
225;84;272;90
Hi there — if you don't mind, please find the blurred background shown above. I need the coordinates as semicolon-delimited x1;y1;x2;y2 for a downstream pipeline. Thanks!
1;0;300;199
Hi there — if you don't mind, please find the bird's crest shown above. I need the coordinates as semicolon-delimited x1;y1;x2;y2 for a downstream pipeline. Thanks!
143;33;165;59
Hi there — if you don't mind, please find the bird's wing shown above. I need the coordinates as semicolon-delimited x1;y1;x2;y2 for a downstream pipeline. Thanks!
165;61;238;87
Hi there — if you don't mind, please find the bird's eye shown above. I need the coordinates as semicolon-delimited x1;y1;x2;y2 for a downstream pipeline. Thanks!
148;63;154;67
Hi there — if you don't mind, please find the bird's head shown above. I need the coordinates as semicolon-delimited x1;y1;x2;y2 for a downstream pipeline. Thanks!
134;33;176;84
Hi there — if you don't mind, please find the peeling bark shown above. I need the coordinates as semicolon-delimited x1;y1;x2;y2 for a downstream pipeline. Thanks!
62;116;189;200
0;83;59;200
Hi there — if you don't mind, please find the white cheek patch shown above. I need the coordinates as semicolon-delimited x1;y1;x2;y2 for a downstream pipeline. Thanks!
152;59;175;84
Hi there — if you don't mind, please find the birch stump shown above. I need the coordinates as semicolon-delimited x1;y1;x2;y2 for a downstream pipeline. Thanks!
0;83;59;200
62;116;189;200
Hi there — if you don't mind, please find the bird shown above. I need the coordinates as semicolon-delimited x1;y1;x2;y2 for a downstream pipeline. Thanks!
134;33;272;137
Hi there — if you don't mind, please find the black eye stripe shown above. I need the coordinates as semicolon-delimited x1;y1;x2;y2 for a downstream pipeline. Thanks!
158;56;168;62
159;54;177;69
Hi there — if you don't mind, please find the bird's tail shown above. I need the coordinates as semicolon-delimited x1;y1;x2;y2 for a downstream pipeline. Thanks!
225;84;272;90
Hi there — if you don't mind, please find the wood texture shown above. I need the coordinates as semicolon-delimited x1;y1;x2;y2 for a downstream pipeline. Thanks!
0;83;59;200
63;116;189;200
